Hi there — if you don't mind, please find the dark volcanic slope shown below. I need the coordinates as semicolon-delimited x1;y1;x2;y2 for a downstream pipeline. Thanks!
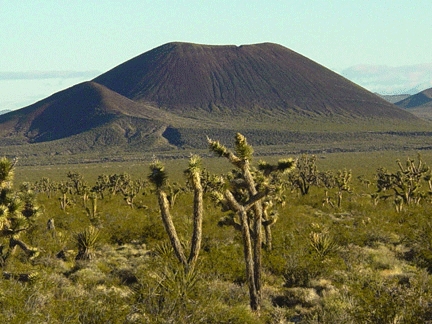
94;42;415;120
0;81;167;143
395;87;432;109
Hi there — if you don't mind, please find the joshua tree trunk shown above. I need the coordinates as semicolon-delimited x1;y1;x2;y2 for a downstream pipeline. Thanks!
187;170;203;271
242;160;263;308
156;189;188;267
225;190;260;310
262;203;274;251
60;193;68;211
263;223;272;251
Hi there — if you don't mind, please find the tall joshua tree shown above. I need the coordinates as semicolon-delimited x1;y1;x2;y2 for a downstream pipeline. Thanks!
208;133;294;311
148;155;203;273
0;157;40;268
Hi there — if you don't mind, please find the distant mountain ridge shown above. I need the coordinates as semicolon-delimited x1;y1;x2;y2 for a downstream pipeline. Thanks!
0;42;426;159
394;88;432;120
395;88;432;109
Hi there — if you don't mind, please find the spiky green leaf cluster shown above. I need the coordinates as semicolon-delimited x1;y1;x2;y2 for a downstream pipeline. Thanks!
308;224;339;258
210;191;225;205
277;158;296;173
258;161;273;175
207;137;229;158
184;155;202;179
6;196;22;215
12;214;28;231
75;226;100;250
148;159;168;189
184;155;203;192
0;205;8;218
258;158;295;176
234;133;253;160
0;157;14;188
188;155;202;174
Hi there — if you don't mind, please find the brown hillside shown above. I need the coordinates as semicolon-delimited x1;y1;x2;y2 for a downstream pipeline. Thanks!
0;81;175;144
94;42;415;120
395;87;432;109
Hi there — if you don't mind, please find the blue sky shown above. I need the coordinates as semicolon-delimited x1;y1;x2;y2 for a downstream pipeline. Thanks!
1;1;431;110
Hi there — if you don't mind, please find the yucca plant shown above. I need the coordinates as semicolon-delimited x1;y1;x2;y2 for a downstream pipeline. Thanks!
308;224;339;259
154;241;175;259
155;264;200;301
75;226;100;261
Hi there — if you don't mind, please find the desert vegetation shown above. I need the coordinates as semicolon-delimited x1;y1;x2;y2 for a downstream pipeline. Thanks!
1;135;432;323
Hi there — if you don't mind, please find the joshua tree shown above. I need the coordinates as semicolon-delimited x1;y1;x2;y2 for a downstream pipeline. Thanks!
318;169;352;208
57;180;72;211
121;179;145;208
0;157;40;268
376;154;430;210
148;155;203;273
334;169;352;208
108;173;132;196
165;182;185;208
67;171;86;195
208;133;295;311
92;174;110;199
257;159;294;250
289;154;320;195
34;177;56;198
